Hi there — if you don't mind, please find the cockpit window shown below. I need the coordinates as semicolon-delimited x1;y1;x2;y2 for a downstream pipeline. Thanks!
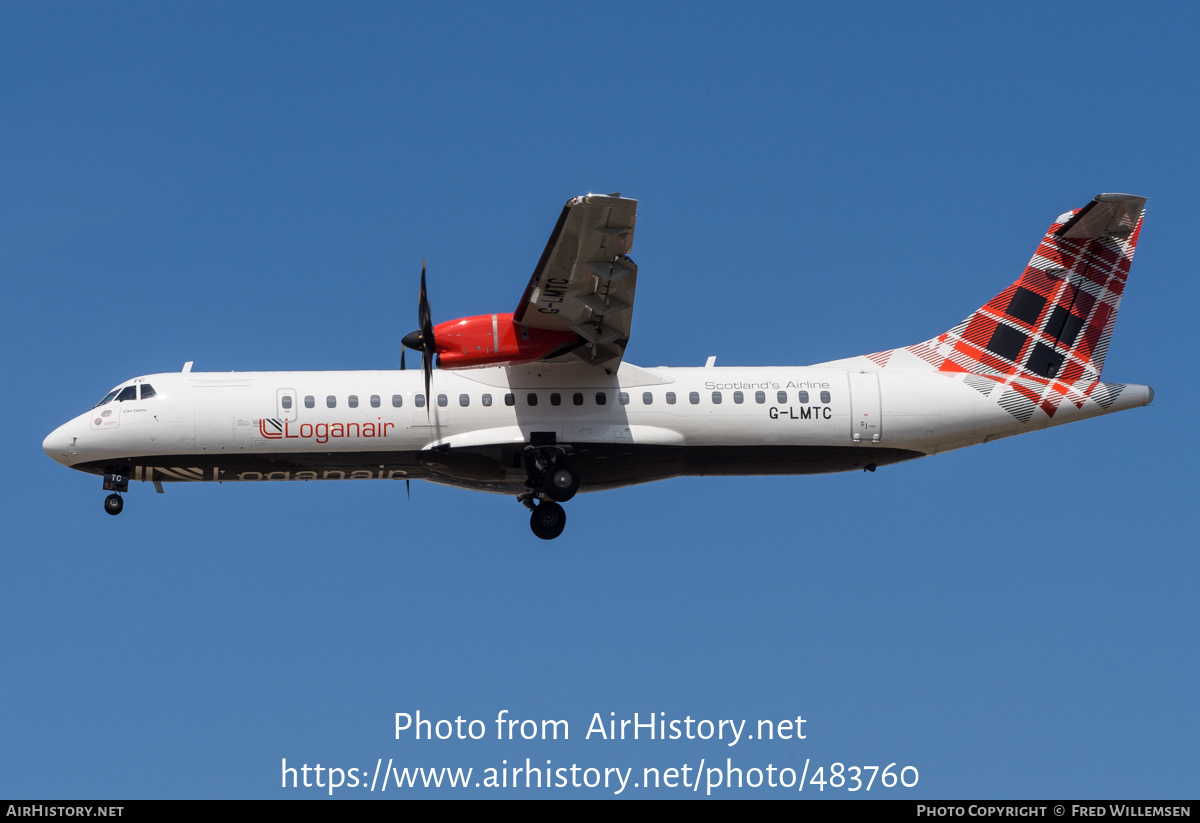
95;389;120;407
116;386;137;402
139;384;157;400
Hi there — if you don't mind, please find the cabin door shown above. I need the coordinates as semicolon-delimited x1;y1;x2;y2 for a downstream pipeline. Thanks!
848;371;882;443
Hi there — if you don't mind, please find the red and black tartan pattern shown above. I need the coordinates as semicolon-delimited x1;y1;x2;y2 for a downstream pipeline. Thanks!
870;208;1143;421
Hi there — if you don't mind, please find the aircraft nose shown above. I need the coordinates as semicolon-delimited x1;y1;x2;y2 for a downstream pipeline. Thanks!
43;424;72;465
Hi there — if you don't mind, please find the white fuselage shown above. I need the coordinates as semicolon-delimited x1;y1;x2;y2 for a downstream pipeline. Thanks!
42;361;1151;494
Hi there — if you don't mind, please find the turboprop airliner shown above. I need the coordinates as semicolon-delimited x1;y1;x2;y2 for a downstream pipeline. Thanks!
43;193;1153;539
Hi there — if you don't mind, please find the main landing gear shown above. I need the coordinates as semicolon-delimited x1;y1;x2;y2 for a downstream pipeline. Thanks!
104;493;124;516
525;498;566;540
519;444;580;540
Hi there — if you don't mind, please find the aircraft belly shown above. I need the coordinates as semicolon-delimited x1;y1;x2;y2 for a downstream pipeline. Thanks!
72;451;431;484
71;442;925;494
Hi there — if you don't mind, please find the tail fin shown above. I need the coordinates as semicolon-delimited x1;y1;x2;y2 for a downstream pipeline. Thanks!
852;193;1146;420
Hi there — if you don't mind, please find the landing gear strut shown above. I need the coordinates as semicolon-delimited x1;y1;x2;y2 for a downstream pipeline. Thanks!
519;444;579;539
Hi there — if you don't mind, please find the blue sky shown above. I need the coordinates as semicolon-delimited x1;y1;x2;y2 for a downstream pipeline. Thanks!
3;2;1197;798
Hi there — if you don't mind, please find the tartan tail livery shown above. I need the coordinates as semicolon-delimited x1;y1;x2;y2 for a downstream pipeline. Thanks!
838;193;1150;424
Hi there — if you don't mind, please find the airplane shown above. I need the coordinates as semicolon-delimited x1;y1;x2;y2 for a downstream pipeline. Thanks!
43;192;1153;540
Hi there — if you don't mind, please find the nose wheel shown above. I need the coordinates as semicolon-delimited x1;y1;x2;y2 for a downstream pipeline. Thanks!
104;493;124;516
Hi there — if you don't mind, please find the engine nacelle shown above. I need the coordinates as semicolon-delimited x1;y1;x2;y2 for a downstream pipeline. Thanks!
434;313;578;369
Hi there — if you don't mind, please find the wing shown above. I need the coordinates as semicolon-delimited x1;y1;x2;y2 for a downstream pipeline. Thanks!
513;194;638;370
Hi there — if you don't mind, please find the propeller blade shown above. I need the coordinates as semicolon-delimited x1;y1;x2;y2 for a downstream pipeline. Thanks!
406;477;410;499
418;258;434;417
418;259;431;332
401;347;406;370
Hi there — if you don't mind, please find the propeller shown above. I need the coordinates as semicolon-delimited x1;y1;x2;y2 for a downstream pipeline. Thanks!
400;262;435;500
401;259;436;413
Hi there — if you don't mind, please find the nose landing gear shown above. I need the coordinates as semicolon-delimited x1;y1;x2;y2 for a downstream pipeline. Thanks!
102;471;128;516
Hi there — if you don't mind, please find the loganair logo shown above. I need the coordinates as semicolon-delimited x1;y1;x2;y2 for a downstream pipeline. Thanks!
257;418;396;444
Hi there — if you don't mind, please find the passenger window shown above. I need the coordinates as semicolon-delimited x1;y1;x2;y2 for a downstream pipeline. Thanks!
733;391;743;404
595;392;607;405
755;391;765;404
777;391;787;404
437;394;448;407
527;393;538;406
550;393;562;406
140;384;157;400
391;394;403;407
689;391;700;405
505;393;515;407
798;391;809;403
371;395;381;408
116;386;137;402
619;392;630;405
348;395;359;408
415;394;426;408
573;393;583;406
304;395;315;409
712;391;722;404
482;394;493;407
327;396;336;408
643;392;653;405
820;390;831;403
459;394;469;407
281;394;292;410
666;392;676;405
